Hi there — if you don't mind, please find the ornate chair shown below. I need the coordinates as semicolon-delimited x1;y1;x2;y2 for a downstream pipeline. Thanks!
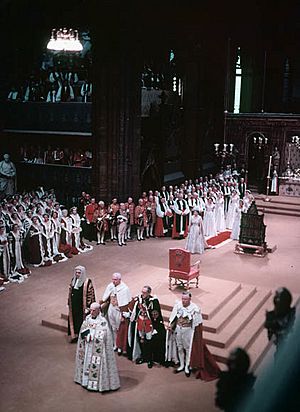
169;248;200;290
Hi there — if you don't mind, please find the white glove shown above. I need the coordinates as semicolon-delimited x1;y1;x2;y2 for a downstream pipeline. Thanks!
122;312;130;318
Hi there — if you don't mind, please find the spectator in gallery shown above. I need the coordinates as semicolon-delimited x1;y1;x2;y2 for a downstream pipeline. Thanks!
56;79;75;102
48;66;63;84
23;78;43;102
73;150;86;167
80;78;92;102
63;66;79;85
7;85;20;101
46;82;60;102
52;147;64;164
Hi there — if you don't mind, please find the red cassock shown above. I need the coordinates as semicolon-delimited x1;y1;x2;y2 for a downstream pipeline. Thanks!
155;217;164;237
116;318;129;352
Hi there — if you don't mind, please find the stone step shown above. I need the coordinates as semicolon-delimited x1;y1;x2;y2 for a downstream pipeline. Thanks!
162;285;255;332
249;330;273;371
204;285;257;333
255;199;300;210
161;282;242;321
255;195;300;207
41;316;68;333
257;207;300;217
205;283;242;320
203;288;272;348
207;295;273;363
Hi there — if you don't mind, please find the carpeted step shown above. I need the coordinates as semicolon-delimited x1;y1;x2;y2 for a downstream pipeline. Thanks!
208;294;273;363
255;201;300;211
255;195;300;207
161;281;242;321
256;207;300;217
203;288;272;349
248;330;273;371
204;285;257;333
201;283;242;320
41;315;68;333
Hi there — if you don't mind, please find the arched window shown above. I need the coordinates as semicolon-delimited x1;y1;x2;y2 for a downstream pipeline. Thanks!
233;47;242;113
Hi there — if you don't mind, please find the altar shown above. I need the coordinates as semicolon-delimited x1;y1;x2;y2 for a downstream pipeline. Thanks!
279;177;300;197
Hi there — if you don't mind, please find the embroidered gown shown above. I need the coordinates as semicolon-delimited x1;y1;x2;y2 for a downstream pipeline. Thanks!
185;214;207;254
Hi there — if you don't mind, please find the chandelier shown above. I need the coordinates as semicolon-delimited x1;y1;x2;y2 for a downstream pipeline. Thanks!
253;135;268;150
47;28;83;52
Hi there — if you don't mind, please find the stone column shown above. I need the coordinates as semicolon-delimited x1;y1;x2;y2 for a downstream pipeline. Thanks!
91;17;142;202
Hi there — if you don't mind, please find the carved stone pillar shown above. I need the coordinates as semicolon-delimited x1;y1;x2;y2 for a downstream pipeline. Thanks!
91;23;141;202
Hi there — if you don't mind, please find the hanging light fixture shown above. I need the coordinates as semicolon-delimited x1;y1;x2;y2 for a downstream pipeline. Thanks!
47;28;83;52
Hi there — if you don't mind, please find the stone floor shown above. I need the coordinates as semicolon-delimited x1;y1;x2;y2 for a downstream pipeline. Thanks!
0;212;299;412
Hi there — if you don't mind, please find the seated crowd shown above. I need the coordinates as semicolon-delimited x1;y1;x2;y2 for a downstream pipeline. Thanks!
19;144;92;167
7;63;92;103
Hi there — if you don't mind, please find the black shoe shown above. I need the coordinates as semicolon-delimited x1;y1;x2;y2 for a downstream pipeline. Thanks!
117;349;123;356
136;358;144;364
147;361;153;369
174;368;184;374
185;371;191;377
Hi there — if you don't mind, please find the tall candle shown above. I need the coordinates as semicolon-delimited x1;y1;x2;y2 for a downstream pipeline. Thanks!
267;155;272;178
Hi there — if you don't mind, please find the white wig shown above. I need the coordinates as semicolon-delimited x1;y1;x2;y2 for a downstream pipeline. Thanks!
72;265;87;289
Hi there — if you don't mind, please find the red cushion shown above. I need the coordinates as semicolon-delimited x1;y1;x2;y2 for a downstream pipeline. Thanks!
169;268;199;280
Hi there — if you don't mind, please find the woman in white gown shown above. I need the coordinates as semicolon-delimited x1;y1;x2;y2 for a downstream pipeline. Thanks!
185;208;208;254
203;197;217;237
215;192;226;232
230;199;244;240
226;190;240;230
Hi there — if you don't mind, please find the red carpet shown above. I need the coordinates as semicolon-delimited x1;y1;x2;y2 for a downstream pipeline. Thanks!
207;230;231;246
